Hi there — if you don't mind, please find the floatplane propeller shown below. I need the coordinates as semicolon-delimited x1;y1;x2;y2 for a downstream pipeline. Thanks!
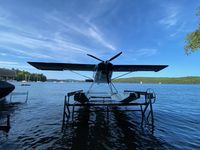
87;52;122;63
87;52;123;84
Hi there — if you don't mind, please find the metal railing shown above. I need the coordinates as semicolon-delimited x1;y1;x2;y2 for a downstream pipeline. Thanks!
9;91;29;103
62;89;156;133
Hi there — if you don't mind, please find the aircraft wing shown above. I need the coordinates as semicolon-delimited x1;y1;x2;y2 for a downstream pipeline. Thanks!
112;65;168;72
28;62;96;71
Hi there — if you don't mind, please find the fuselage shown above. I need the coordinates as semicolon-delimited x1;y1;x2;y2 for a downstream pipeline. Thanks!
94;61;113;83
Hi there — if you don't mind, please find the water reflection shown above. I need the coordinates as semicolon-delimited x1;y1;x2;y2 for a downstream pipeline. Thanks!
60;106;167;150
0;101;18;133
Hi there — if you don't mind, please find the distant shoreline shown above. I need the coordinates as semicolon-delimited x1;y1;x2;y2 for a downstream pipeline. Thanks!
113;76;200;84
45;76;200;84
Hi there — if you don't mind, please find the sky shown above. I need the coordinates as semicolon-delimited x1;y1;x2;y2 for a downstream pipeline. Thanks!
0;0;200;79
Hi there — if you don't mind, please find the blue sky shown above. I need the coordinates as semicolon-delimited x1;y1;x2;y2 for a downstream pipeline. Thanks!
0;0;200;79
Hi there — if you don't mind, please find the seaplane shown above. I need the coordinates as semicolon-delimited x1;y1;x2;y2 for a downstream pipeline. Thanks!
28;52;167;101
29;52;168;128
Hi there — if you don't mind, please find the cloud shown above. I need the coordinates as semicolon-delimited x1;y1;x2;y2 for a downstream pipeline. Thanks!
159;6;179;28
0;44;53;59
0;12;112;62
45;13;116;51
135;48;157;57
53;33;94;54
0;61;19;65
0;30;94;61
0;52;7;56
0;63;33;70
0;3;119;67
88;27;116;50
0;32;46;49
0;61;32;70
170;22;186;37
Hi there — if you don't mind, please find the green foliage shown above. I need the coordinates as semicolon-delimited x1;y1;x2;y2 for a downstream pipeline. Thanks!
114;76;200;84
185;27;200;54
12;68;47;82
185;7;200;54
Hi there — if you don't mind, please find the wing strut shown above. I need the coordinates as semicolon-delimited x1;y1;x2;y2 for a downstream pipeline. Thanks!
69;70;93;80
111;72;133;81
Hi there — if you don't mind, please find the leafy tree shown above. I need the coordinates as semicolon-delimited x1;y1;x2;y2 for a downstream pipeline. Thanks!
12;68;47;81
185;7;200;54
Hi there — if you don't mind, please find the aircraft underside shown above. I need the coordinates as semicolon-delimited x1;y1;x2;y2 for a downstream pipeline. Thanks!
94;71;112;83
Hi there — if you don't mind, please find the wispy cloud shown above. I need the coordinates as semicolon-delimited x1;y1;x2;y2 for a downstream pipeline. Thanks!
135;48;158;57
0;61;19;65
0;61;20;71
0;29;93;61
0;44;53;60
0;52;7;56
45;13;116;51
53;33;94;54
0;32;46;49
170;22;186;37
159;6;179;28
88;27;116;50
0;62;33;70
0;8;116;63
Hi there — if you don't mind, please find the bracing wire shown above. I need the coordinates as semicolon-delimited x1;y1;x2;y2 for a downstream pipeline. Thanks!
69;70;93;80
111;72;133;81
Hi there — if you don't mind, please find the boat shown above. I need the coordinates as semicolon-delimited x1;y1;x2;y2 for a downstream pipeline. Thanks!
0;81;15;100
20;74;31;86
0;68;16;101
21;83;31;86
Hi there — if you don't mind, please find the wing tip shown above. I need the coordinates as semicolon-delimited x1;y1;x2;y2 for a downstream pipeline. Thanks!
27;61;33;65
155;65;168;72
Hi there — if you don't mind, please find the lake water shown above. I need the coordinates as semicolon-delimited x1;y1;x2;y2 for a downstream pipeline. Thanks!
0;82;200;150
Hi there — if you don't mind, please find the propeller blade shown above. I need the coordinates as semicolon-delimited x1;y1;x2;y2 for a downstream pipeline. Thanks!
109;52;122;61
87;54;103;62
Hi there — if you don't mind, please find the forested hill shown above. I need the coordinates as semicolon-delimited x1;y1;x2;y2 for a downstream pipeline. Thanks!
114;76;200;84
13;69;47;81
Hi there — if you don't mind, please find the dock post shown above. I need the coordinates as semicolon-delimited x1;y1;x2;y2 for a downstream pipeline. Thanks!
25;91;29;103
66;95;70;118
149;98;154;126
140;105;144;125
7;115;10;129
62;95;67;129
72;105;75;122
10;93;12;102
106;106;109;124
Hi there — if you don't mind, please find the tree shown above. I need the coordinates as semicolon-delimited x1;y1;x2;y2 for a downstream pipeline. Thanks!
185;7;200;54
12;68;47;81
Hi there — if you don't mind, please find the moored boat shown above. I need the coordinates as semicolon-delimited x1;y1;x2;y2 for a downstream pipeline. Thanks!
0;68;16;101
